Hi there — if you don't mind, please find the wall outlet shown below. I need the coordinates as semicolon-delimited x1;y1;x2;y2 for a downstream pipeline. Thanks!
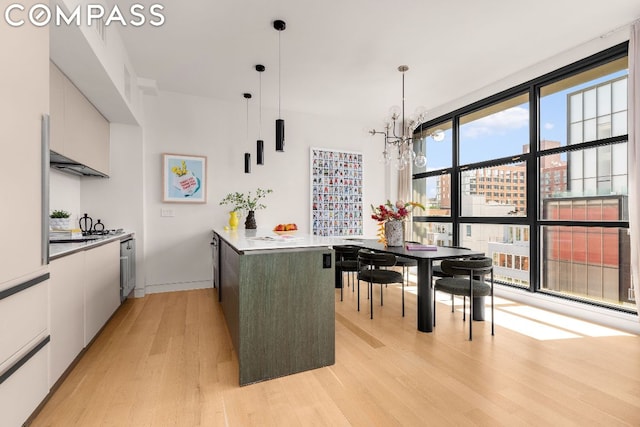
161;208;175;217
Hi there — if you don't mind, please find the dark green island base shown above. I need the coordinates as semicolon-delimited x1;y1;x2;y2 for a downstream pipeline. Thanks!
215;232;335;386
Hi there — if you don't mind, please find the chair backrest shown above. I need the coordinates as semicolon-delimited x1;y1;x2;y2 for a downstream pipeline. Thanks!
357;249;397;268
440;256;493;276
333;245;360;261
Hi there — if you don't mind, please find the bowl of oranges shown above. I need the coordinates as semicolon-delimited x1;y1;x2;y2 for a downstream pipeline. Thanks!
273;223;298;235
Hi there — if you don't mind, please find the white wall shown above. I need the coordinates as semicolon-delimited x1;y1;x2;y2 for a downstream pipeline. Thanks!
427;29;630;121
141;90;390;294
49;169;81;225
81;124;145;294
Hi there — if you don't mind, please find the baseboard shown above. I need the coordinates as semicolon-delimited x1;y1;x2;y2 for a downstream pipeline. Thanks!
495;286;640;335
143;280;213;295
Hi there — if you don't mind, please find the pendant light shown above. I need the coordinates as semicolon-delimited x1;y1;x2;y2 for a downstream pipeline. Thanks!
256;64;265;165
273;19;286;152
243;92;252;173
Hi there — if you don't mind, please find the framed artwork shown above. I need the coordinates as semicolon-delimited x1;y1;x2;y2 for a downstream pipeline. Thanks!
162;153;207;203
310;148;363;236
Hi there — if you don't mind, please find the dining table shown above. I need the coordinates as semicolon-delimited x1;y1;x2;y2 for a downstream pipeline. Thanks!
343;239;484;333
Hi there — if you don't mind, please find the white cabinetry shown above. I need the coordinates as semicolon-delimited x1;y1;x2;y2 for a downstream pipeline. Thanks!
49;252;85;387
50;61;110;176
84;241;120;345
48;241;121;388
0;3;50;426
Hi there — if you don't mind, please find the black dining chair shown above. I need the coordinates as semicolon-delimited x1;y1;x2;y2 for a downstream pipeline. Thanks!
334;245;361;301
357;250;404;319
394;256;417;317
434;256;494;340
431;245;471;312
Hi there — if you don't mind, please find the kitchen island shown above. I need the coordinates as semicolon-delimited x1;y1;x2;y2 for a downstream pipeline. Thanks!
213;228;336;386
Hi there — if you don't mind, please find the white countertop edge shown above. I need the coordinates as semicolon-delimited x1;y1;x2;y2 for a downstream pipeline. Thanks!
49;231;135;260
213;228;348;252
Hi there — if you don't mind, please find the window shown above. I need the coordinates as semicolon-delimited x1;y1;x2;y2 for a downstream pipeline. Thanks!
459;94;529;165
412;43;631;313
412;174;451;217
460;161;527;216
414;121;453;173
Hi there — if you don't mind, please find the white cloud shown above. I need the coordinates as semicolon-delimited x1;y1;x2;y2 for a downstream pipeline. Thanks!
462;106;529;139
544;122;554;130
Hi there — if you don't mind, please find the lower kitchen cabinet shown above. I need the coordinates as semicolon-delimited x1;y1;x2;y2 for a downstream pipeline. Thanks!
84;241;120;345
49;252;85;387
0;274;50;427
48;240;121;388
0;344;49;427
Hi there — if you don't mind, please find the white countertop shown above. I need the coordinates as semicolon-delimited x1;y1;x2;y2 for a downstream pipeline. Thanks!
49;231;134;260
213;228;346;252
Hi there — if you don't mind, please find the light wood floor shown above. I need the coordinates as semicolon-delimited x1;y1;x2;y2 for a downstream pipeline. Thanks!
31;281;640;426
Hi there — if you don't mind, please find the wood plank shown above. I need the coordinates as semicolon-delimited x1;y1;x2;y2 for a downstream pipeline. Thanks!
31;287;640;426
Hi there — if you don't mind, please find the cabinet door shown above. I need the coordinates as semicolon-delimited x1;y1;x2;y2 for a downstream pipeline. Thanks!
49;252;85;387
0;4;49;286
84;242;120;345
63;77;95;170
49;61;65;155
63;77;110;175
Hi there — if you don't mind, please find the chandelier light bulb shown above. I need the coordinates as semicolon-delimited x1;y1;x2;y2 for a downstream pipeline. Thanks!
388;105;401;120
414;152;427;168
431;129;445;142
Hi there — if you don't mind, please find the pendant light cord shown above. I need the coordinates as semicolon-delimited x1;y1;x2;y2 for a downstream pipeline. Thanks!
259;72;262;139
246;98;249;145
278;30;281;119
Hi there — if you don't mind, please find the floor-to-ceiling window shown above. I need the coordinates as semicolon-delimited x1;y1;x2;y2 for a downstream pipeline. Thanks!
412;43;633;312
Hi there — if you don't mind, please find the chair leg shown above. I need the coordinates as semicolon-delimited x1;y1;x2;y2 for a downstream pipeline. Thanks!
402;278;405;317
451;294;454;312
357;278;360;312
380;280;383;306
469;290;473;341
463;296;466;321
491;271;495;336
370;281;373;319
433;288;437;327
340;271;343;302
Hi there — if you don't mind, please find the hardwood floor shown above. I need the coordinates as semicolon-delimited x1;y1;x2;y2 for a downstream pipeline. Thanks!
31;282;640;426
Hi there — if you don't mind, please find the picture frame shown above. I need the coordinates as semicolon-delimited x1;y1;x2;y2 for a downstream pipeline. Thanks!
310;147;363;236
162;153;207;203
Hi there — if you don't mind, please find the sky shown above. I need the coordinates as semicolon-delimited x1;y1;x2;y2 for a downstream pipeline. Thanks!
414;68;628;200
418;69;628;170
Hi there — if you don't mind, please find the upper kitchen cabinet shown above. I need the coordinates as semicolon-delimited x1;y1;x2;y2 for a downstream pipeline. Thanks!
50;61;110;176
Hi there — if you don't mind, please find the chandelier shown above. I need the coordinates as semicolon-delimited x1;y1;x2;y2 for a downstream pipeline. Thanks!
369;65;443;170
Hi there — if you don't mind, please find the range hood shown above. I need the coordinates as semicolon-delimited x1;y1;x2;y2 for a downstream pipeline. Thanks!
50;151;108;178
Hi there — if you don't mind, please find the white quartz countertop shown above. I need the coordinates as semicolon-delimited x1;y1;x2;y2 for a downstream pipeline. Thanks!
49;231;134;260
213;228;345;252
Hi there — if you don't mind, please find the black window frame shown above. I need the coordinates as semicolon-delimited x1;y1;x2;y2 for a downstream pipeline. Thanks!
412;41;632;313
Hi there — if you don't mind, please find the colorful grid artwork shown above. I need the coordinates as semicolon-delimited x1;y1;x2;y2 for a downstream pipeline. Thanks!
311;148;363;236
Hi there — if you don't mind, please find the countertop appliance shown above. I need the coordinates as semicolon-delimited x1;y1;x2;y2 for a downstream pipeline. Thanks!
120;237;136;302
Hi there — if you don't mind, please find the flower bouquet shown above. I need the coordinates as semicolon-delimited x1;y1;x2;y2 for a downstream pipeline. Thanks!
371;200;425;246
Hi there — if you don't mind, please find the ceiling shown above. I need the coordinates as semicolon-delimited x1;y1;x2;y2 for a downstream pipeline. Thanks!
117;0;640;127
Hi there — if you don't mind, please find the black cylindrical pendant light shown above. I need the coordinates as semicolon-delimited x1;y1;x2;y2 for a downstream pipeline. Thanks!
256;64;265;164
275;119;284;152
256;140;264;165
244;152;251;173
274;19;286;152
243;93;252;173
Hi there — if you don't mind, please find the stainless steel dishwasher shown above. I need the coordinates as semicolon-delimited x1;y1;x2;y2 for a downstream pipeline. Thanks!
120;238;136;302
